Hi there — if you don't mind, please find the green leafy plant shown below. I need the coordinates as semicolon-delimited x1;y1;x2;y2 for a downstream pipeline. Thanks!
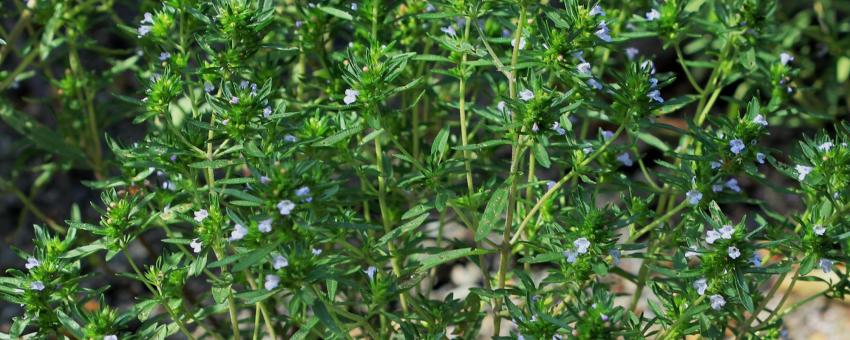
3;0;850;339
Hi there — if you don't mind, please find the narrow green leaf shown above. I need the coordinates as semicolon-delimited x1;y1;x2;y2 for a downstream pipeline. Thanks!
416;248;493;274
312;126;363;147
318;6;353;20
378;213;429;246
476;185;509;241
532;142;551;168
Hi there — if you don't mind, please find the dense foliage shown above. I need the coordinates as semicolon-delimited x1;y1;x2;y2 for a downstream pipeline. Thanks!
2;0;850;339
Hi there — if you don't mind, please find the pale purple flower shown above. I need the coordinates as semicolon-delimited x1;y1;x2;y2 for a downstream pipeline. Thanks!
587;78;603;90
351;3;358;11
710;294;726;310
648;90;664;103
311;248;322;256
30;281;45;291
610;248;621;265
25;257;40;270
583;147;594;154
284;134;298;142
263;106;272;118
727;246;741;259
712;184;724;193
159;52;171;61
260;176;270;184
546;180;557;191
104;335;118;340
497;101;507;112
779;52;794;65
239;80;250;89
686;190;703;205
589;4;605;16
138;25;151;38
818;142;834;152
519;89;534;101
645;9;661;21
343;89;359;105
595;21;612;42
511;36;527;50
194;209;209;222
729;139;745;154
756;152;766;164
719;225;734;239
601;130;614;140
277;200;295;215
574;238;591;254
273;255;289;269
685;249;699;259
531;123;539;132
819;258;833;273
264;274;280;290
725;178;741;193
813;224;826;236
753;114;768;127
295;186;311;197
364;266;377;280
141;12;154;24
551;122;566;135
711;161;723;169
577;62;592;75
795;164;813;181
752;253;762;267
694;278;708;295
706;229;721;244
616;152;633;167
228;224;248;242
440;26;457;37
641;60;656;74
204;82;215;93
258;219;273;233
625;47;639;60
190;238;202;253
564;250;578;263
230;96;239;104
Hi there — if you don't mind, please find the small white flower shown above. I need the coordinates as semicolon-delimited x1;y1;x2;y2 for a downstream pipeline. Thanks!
779;52;794;65
727;246;741;259
264;274;280;290
753;114;768;127
104;335;118;340
343;89;359;105
230;96;239;104
647;90;664;103
710;294;726;310
138;25;151;38
694;278;708;295
686;190;703;205
511;36;527;50
577;62;592;75
312;248;322;256
583;147;594;154
263;106;272;118
752;253;762;267
574;238;591;254
706;229;721;244
228;224;248;242
203;82;215;94
189;238;202;253
364;266;377;280
30;281;45;291
194;209;209;222
589;4;605;16
641;60;656;74
426;3;435;12
25;257;40;270
283;134;298;143
625;47;639;60
258;219;273;233
277;200;295;215
519;89;534;101
729;139;746;154
719;225;734;239
756;152;766;164
819;258;833;273
141;12;154;24
531;123;539;132
685;250;699;259
813;224;826;236
159;52;171;61
564;250;578;263
551;122;566;135
818;142;834;152
351;3;358;11
616;152;633;167
587;78;603;90
496;101;507;112
645;9;661;21
440;26;456;37
595;21;612;42
546;180;557;191
273;255;289;269
712;184;724;193
601;130;614;140
795;164;813;181
710;161;723;169
725;178;741;193
649;77;659;89
240;80;250;89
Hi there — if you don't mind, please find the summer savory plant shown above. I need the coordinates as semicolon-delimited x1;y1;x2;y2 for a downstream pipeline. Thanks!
2;0;850;339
